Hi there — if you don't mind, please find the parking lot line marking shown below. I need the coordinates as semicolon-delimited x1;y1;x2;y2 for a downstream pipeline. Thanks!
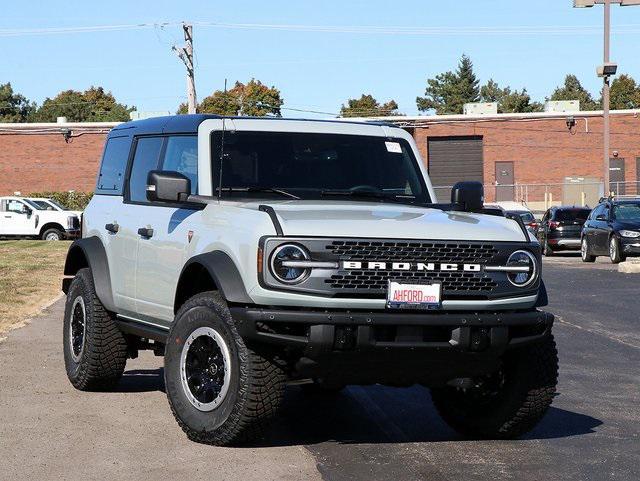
555;315;640;350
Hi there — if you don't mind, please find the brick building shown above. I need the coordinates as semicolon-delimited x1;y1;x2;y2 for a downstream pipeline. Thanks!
1;111;639;210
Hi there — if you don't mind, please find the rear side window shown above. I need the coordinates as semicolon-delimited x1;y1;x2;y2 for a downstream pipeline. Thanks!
554;209;590;222
128;137;163;202
96;136;131;195
161;136;198;194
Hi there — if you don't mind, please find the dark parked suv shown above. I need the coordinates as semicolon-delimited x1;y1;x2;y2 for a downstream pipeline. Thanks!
538;206;591;256
581;198;640;264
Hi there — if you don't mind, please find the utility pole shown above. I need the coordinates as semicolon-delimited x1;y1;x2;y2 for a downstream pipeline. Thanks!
573;0;640;196
173;23;197;114
603;0;611;195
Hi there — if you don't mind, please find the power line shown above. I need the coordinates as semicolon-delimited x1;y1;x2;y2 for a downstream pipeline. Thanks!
3;21;640;38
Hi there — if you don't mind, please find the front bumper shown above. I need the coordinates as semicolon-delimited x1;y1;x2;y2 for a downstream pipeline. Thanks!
621;239;640;255
64;228;81;239
232;306;553;355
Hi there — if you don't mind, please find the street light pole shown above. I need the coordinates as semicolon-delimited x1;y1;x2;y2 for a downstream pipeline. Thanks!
603;0;611;195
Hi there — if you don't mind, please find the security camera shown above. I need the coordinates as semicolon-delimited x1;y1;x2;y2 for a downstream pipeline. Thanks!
566;116;576;130
613;150;619;158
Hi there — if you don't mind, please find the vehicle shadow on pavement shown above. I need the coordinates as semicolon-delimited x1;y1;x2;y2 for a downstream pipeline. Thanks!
117;368;166;393
257;385;602;447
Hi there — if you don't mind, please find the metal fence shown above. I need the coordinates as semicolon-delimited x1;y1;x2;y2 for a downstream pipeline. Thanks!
432;181;640;214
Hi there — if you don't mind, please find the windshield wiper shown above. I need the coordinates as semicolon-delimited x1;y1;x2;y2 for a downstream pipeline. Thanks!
320;190;419;205
219;187;300;200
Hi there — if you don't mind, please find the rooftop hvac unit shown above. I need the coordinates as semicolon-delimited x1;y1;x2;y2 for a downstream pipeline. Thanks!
463;102;498;115
545;100;580;113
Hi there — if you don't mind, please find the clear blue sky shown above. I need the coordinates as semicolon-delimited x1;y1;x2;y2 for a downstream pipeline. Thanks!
2;0;640;118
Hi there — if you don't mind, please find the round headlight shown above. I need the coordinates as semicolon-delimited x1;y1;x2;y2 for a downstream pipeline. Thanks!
506;250;538;287
270;244;310;284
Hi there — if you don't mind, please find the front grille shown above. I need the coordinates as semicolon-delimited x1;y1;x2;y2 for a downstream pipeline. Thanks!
325;270;497;293
326;240;498;263
324;240;500;298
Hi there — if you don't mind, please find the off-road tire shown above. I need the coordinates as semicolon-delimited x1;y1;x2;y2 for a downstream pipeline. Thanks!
581;238;596;263
63;268;128;390
431;335;558;439
42;227;64;241
609;236;626;264
164;291;285;446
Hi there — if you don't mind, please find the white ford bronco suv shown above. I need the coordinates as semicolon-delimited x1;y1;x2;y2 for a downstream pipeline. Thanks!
0;196;80;240
62;115;557;446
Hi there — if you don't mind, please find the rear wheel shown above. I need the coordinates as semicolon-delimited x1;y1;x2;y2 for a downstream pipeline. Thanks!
164;292;285;446
609;236;626;264
431;335;558;439
63;268;128;390
581;238;596;263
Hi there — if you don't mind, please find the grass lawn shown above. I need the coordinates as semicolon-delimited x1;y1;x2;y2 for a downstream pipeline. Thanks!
0;240;70;335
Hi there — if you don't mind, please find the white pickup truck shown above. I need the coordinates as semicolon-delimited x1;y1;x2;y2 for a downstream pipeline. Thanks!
0;196;80;240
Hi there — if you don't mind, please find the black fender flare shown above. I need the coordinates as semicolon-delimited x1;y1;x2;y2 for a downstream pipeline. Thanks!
534;279;549;308
176;251;253;307
62;236;116;312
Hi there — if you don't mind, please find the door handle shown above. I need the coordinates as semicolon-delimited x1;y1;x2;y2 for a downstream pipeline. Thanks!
105;223;119;234
137;227;154;238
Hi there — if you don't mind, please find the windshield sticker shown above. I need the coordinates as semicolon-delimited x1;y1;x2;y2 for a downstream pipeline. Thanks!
385;141;402;154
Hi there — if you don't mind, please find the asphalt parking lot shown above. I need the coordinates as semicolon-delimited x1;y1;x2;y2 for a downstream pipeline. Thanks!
1;254;638;481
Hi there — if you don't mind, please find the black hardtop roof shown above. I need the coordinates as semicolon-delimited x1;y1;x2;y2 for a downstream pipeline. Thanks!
109;114;395;136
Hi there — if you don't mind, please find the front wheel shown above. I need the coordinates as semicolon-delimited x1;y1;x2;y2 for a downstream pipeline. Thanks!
609;236;626;264
581;238;596;263
42;227;64;241
431;335;558;439
164;292;285;446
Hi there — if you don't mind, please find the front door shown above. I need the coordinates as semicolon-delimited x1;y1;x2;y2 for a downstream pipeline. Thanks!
129;134;200;324
495;162;515;202
1;199;36;235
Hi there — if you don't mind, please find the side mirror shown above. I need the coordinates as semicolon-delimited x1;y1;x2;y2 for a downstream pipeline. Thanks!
146;170;191;203
451;181;484;212
596;214;607;221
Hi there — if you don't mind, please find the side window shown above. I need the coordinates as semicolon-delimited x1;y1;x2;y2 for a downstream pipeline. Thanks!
96;136;132;195
7;200;25;213
128;137;164;202
161;136;198;194
592;205;604;219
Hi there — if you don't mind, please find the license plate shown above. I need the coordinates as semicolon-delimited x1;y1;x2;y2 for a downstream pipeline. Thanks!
386;281;442;310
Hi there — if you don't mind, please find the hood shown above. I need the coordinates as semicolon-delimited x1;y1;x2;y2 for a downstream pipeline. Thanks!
232;200;527;242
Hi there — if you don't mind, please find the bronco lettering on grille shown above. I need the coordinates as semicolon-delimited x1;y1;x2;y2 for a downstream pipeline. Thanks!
341;261;481;272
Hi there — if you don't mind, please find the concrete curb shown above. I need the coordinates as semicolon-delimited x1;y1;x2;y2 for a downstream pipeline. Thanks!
618;260;640;274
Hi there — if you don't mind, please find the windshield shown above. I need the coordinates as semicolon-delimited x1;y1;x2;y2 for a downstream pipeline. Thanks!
31;200;56;210
510;211;535;223
47;199;67;210
211;131;431;204
554;209;590;222
613;203;640;220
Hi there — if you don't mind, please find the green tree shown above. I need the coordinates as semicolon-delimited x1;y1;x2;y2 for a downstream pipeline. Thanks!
417;54;480;114
610;74;640;110
550;74;599;111
480;79;543;113
32;87;133;122
0;83;35;122
191;79;283;116
340;94;401;117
